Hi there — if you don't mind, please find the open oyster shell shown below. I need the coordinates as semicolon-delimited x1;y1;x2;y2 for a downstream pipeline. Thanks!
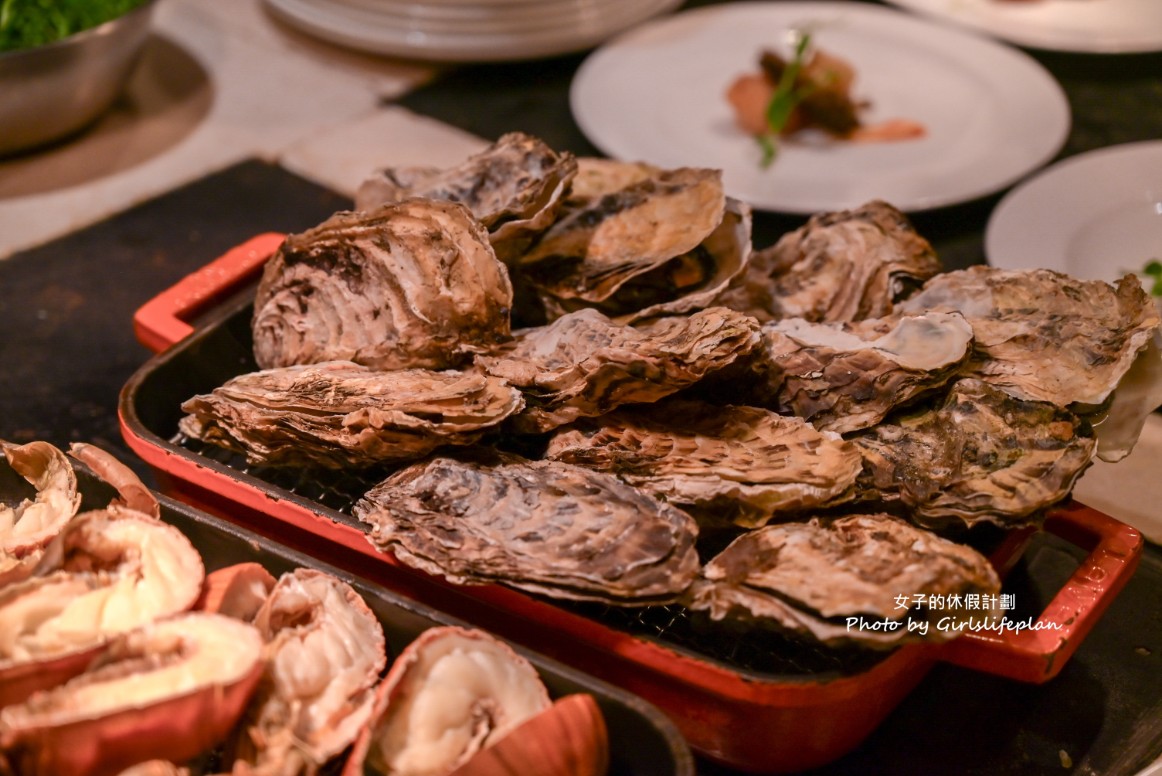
230;568;387;774
516;167;750;322
355;452;700;605
350;626;552;776
178;361;524;470
687;513;1002;647
546;399;862;529
1;441;81;586
252;199;513;372
480;307;761;433
853;378;1097;528
714;200;941;323
895;268;1160;461
746;311;974;434
0;613;264;776
355;132;577;263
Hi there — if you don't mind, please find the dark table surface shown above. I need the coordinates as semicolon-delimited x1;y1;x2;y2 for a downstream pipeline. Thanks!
1;0;1161;773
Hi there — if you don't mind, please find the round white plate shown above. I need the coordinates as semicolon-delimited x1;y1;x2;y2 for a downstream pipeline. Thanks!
985;141;1162;283
570;1;1070;214
329;0;625;33
883;0;1162;54
265;0;681;61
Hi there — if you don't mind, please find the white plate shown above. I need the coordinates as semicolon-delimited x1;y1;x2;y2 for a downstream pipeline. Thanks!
329;0;625;33
985;141;1162;283
265;0;681;61
883;0;1162;54
570;2;1070;214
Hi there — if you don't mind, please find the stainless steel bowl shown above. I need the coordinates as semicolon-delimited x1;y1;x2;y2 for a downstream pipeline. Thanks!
0;0;158;156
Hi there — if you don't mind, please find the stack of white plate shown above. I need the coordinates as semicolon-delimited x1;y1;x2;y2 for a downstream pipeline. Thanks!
265;0;684;62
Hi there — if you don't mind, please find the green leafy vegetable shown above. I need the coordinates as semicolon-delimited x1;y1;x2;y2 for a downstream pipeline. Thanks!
758;31;814;167
1143;259;1162;296
0;0;148;54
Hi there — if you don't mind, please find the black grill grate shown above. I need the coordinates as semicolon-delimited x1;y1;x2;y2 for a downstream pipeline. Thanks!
177;434;890;679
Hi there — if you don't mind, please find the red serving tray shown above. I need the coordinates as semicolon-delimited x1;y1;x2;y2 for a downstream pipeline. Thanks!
121;234;1145;773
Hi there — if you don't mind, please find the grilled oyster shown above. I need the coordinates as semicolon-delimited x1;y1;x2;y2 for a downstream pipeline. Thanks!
715;200;940;322
252;199;513;371
546;399;862;528
687;513;1002;647
355;132;577;262
896;266;1159;412
178;362;523;470
516;167;750;321
747;312;974;433
853;378;1097;528
355;452;700;605
480;307;761;433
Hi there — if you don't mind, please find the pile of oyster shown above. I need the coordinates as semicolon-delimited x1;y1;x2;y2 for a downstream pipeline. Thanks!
0;441;608;776
178;132;1162;649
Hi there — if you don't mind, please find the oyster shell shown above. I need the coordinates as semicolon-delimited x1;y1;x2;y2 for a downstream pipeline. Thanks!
516;167;750;321
895;267;1160;410
350;626;551;776
714;200;940;323
480;307;761;433
566;157;661;201
0;613;264;776
546;399;862;528
230;568;387;775
687;513;1002;647
178;361;524;470
1;441;81;586
853;378;1097;528
747;311;974;433
355;452;700;605
252;199;513;371
355;132;577;263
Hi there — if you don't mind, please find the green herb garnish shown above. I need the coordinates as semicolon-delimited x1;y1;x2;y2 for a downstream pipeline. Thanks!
758;30;815;167
1143;259;1162;296
0;0;149;54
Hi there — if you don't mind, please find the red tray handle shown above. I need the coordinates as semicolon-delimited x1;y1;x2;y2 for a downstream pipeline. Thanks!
939;501;1142;683
134;232;286;353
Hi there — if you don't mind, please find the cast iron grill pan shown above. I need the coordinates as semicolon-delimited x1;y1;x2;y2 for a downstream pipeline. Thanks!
137;295;892;679
178;433;889;679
